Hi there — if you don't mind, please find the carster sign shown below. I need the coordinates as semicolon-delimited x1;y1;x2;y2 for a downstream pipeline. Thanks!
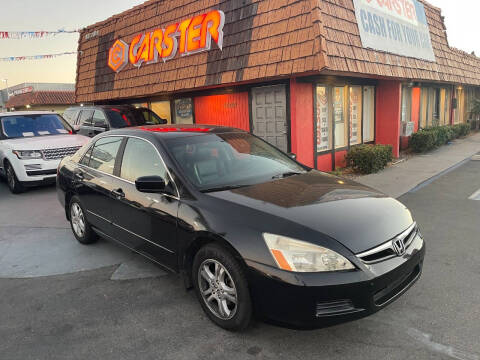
353;0;435;62
108;10;225;73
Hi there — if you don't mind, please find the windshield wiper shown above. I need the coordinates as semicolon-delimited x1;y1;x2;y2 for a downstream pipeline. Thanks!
201;184;249;193
272;171;302;180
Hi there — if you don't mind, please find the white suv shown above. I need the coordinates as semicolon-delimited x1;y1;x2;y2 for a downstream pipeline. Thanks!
0;111;89;193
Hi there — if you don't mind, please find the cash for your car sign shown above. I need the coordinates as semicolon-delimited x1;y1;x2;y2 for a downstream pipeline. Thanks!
353;0;436;62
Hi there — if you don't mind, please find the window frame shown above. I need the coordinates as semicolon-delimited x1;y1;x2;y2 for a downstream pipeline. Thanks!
314;83;376;156
117;135;180;198
78;135;179;199
78;135;124;175
79;109;95;127
92;110;108;128
118;137;169;184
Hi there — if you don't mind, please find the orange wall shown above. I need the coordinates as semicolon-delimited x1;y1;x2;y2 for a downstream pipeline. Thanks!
317;153;333;172
194;93;250;131
335;150;347;168
412;87;420;132
376;80;401;158
290;79;314;167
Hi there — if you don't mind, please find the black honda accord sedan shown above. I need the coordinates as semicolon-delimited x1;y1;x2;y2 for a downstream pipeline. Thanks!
57;125;425;330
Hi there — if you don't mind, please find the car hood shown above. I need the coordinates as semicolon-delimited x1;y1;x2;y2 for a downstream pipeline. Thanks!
1;134;89;150
207;171;414;254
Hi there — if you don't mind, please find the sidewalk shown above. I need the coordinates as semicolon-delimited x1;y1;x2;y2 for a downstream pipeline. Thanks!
354;132;480;198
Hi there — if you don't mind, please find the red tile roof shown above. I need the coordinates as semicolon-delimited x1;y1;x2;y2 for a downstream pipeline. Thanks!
6;91;75;108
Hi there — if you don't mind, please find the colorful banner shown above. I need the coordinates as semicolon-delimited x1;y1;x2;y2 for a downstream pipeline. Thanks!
0;52;77;62
0;30;78;39
353;0;435;62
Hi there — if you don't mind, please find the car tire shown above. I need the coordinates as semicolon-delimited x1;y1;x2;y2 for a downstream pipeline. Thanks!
5;161;25;194
193;243;252;331
69;196;98;245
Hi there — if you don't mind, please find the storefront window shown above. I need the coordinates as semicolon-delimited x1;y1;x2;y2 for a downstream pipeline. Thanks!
419;86;452;128
151;101;172;124
315;84;375;154
333;87;347;149
174;98;194;124
454;87;465;124
316;86;331;152
363;86;375;142
401;86;412;123
349;86;362;145
420;88;428;128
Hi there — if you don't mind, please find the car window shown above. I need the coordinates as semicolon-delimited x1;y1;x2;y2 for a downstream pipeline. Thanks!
93;110;108;127
120;137;168;183
63;109;75;123
88;136;123;175
105;109;136;128
139;108;164;125
80;145;93;166
79;110;94;126
166;132;306;191
0;114;72;139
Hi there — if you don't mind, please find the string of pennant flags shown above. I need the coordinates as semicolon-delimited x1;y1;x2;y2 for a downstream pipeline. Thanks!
0;29;79;39
0;52;78;62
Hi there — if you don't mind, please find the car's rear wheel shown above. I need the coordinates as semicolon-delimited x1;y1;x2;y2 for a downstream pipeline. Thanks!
5;162;25;194
193;243;252;331
69;196;97;244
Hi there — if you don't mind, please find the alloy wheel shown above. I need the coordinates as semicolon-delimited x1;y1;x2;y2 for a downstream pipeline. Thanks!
198;259;238;320
7;166;15;190
71;203;86;238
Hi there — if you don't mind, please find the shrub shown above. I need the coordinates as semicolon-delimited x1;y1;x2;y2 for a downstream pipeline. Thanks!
410;124;471;153
435;126;455;146
410;129;437;153
346;144;393;174
458;123;471;137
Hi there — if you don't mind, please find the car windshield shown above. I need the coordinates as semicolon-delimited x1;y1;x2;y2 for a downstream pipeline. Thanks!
166;132;307;192
0;114;72;139
105;108;163;128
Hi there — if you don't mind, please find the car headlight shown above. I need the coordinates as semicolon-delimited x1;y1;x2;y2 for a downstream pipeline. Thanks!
12;150;43;160
263;233;355;272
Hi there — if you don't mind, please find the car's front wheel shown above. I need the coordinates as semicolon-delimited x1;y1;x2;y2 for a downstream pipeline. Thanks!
5;162;25;194
69;196;97;244
193;243;252;331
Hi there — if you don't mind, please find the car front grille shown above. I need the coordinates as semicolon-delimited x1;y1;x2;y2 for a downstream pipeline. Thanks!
373;264;421;306
356;223;418;264
42;146;81;160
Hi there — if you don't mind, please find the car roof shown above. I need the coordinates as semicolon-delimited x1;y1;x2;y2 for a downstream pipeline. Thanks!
105;124;247;139
0;111;58;117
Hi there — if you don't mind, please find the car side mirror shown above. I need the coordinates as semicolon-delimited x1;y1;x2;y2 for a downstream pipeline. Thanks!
288;152;297;160
135;176;167;193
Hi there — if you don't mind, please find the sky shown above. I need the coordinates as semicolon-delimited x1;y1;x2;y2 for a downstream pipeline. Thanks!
0;0;479;90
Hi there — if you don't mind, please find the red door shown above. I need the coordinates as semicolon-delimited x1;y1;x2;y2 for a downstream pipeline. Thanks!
194;93;250;131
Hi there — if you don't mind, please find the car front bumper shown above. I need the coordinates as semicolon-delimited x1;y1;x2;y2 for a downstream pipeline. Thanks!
246;233;425;329
11;158;60;184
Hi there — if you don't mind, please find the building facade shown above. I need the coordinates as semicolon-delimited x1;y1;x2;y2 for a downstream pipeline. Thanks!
76;0;480;171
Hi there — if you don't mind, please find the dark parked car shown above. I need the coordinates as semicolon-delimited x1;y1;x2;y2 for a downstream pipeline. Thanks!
63;105;167;137
57;125;425;330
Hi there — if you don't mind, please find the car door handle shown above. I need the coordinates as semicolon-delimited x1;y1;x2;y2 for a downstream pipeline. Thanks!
111;188;125;199
74;171;84;181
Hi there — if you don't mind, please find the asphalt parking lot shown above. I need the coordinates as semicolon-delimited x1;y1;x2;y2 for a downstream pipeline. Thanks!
1;161;479;360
